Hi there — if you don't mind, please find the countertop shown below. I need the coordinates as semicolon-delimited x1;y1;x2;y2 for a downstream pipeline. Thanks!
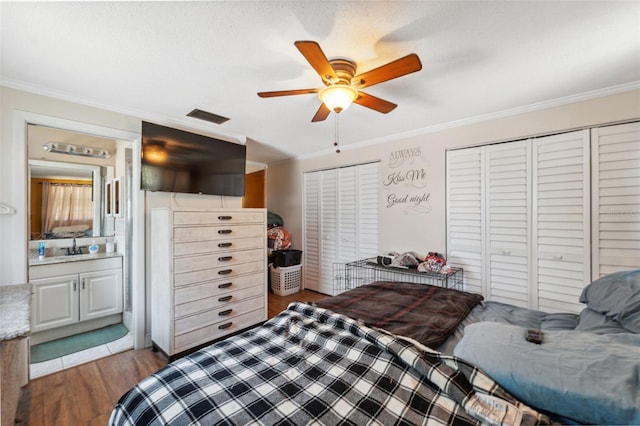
29;251;122;266
0;284;32;341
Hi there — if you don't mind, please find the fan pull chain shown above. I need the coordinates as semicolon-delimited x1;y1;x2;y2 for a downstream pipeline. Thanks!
334;113;341;154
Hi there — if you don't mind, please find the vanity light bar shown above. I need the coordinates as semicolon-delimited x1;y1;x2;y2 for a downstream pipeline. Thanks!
43;143;111;159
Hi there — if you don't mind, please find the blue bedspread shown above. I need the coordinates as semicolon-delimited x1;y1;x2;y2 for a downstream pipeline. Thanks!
454;321;640;425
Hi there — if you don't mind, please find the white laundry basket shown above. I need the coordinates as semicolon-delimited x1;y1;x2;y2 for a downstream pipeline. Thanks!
270;264;302;296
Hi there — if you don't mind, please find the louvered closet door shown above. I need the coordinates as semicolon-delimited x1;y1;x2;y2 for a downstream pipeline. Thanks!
304;163;380;295
592;122;640;277
302;169;339;294
485;141;531;307
303;172;321;292
319;169;339;295
446;147;485;295
533;130;590;313
338;166;358;261
337;164;380;262
303;169;338;295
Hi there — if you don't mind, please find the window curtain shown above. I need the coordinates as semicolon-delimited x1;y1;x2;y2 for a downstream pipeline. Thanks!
42;182;93;233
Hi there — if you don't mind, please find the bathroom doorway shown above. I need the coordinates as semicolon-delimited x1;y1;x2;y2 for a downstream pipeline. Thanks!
15;111;144;377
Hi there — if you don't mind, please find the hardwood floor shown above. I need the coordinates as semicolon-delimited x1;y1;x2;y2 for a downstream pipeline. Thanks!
15;289;329;425
15;349;167;426
267;288;329;318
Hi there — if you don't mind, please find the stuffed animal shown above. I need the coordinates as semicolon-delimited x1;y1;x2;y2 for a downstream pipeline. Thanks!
418;252;447;272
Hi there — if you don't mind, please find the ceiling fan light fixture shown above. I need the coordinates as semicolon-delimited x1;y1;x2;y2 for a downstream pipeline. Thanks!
319;85;358;113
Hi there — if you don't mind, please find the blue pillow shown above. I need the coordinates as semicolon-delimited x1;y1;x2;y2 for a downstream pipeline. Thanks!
579;269;640;333
575;307;632;334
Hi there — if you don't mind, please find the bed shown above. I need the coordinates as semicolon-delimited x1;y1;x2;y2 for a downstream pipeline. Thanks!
110;270;640;425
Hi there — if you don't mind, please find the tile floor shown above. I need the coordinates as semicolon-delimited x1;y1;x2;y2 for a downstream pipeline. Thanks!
30;332;134;379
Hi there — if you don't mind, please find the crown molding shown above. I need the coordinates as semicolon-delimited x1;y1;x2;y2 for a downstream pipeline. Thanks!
296;81;640;161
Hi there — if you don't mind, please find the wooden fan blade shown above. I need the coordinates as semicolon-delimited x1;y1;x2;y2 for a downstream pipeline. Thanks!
257;88;318;98
354;91;397;114
353;53;422;88
294;40;339;83
311;103;331;122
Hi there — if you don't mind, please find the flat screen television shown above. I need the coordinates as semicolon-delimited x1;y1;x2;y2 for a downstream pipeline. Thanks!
141;121;246;196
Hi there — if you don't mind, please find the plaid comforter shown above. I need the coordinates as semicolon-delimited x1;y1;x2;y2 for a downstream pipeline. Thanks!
110;303;551;426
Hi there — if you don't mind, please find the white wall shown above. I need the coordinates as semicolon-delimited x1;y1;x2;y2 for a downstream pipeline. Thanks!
267;90;640;264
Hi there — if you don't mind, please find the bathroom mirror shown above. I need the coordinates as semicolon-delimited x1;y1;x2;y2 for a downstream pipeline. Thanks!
29;159;107;240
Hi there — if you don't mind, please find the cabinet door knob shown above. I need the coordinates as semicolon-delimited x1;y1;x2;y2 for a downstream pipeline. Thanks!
218;229;232;234
218;242;232;248
218;322;232;330
218;216;232;221
218;269;232;275
218;282;232;289
218;256;233;262
218;295;233;302
218;309;233;316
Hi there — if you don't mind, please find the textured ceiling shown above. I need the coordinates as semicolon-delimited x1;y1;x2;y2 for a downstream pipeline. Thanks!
2;1;639;164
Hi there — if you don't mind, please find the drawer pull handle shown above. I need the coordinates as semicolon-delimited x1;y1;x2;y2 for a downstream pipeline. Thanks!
218;242;232;248
218;216;232;221
219;309;233;316
218;269;233;275
218;229;232;235
218;256;233;262
218;295;232;302
218;282;232;289
218;322;232;330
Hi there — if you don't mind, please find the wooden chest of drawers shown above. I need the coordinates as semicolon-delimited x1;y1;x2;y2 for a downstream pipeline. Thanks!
151;208;267;358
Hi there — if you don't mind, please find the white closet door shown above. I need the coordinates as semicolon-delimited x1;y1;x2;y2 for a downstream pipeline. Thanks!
446;147;485;295
591;122;640;277
338;162;380;262
303;172;321;292
303;163;380;295
533;130;590;313
485;141;531;307
319;169;338;295
338;166;358;262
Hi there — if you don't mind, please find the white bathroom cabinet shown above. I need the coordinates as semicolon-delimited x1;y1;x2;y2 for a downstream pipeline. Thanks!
29;256;123;333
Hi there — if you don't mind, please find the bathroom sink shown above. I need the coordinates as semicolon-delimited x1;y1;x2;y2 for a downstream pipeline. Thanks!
37;253;101;264
63;253;96;260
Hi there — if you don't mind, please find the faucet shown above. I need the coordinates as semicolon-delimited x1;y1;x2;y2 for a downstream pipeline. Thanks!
66;238;82;255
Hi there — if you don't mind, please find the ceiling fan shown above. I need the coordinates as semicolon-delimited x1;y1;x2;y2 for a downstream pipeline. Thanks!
258;41;422;122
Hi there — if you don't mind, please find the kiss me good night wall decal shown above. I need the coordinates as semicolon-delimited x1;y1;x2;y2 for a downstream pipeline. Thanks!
382;146;432;214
